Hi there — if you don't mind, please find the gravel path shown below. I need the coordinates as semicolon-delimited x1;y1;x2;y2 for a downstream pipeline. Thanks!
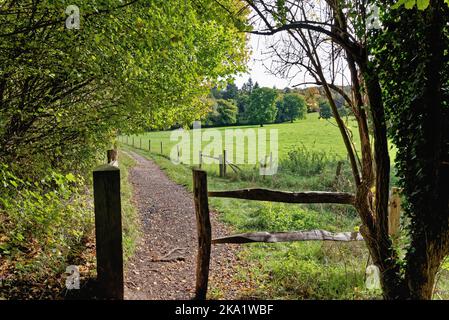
123;151;248;300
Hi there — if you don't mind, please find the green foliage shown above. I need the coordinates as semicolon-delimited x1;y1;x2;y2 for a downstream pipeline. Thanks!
374;0;449;273
319;99;333;119
0;0;248;173
118;152;140;262
392;0;433;10
205;99;238;126
0;163;92;276
280;144;339;176
222;83;239;100
241;78;254;94
0;0;248;297
245;87;278;126
253;202;340;232
276;93;307;123
244;242;373;300
274;0;288;25
392;0;449;12
236;94;250;123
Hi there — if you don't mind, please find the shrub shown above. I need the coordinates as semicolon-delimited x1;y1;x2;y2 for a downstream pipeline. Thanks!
319;99;333;119
0;164;93;283
253;202;340;232
205;99;238;126
280;144;337;176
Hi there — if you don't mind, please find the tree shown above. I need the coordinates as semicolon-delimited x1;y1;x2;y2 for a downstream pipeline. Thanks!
222;0;449;299
275;99;286;122
319;97;346;119
303;86;321;112
222;82;239;100
246;87;277;126
375;0;449;299
205;99;238;126
211;86;224;100
241;77;254;94
0;0;248;173
282;93;306;122
318;99;332;119
235;92;250;124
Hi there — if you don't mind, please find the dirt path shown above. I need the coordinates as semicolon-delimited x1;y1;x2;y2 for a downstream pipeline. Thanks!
123;151;248;300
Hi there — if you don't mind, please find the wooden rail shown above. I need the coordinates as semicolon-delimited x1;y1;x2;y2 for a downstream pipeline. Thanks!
208;189;355;205
191;170;402;299
212;230;364;244
191;170;362;299
199;150;241;176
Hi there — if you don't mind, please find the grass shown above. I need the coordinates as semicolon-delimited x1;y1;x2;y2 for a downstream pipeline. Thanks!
122;113;361;160
121;113;397;178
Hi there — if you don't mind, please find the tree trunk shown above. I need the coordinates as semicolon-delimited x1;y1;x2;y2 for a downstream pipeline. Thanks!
361;65;408;300
405;240;445;299
402;3;449;300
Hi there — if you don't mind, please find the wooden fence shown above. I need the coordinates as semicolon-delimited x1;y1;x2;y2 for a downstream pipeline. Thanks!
118;135;244;177
119;135;167;157
191;169;401;300
199;150;242;177
91;148;401;300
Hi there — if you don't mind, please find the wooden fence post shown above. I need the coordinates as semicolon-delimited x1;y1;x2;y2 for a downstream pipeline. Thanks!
93;165;124;299
333;161;344;187
192;169;211;300
388;187;401;236
223;150;227;177
149;140;151;152
261;155;269;180
160;141;163;154
218;154;223;177
107;149;118;164
177;145;180;162
199;151;202;169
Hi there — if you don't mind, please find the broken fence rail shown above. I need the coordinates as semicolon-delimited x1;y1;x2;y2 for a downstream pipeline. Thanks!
212;230;364;244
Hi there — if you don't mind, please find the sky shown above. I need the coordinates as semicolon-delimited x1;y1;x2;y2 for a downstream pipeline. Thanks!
234;34;293;89
234;33;349;90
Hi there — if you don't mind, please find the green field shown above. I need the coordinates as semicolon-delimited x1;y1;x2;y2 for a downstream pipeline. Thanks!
121;113;363;162
121;113;397;183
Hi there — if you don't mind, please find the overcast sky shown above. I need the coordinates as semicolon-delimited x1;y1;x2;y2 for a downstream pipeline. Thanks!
234;33;349;90
234;34;293;89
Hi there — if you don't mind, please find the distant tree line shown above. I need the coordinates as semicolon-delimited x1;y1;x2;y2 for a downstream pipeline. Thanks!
205;78;349;127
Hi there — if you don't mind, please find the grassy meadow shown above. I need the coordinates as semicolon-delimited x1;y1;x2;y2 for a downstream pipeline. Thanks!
121;113;364;163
